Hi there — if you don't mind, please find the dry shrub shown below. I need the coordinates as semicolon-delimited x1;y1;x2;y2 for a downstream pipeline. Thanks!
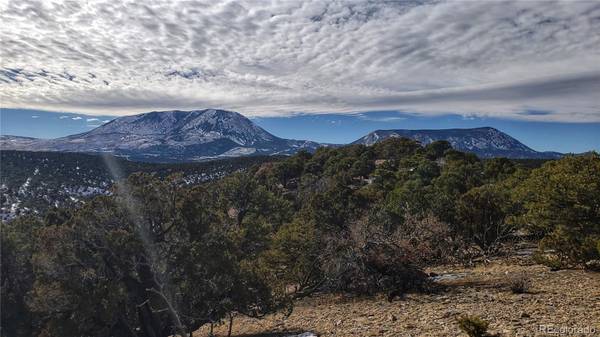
318;213;457;297
457;315;489;337
508;275;531;294
381;214;461;266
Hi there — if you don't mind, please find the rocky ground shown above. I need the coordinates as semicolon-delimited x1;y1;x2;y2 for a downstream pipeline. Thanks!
195;253;600;337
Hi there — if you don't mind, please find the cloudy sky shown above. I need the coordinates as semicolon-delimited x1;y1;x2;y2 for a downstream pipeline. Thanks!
1;0;600;122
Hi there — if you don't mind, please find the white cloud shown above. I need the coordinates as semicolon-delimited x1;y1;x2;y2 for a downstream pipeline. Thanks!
86;118;99;122
31;115;39;118
71;116;82;120
58;115;70;119
1;0;599;121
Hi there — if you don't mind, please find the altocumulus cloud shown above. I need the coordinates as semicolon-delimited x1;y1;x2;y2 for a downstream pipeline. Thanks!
1;0;599;121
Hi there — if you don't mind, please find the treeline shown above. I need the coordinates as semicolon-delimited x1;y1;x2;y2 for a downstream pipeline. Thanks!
0;150;281;185
2;139;599;337
0;150;279;217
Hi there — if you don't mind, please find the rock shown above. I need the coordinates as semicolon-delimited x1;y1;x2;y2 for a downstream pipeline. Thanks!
441;310;458;318
286;333;319;337
584;260;600;272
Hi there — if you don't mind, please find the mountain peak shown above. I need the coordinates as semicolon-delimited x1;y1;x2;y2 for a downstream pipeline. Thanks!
354;127;561;159
1;109;322;162
84;108;274;144
0;114;561;161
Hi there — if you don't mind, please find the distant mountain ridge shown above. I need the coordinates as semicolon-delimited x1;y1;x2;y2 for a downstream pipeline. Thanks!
0;109;322;162
352;127;562;159
1;110;562;161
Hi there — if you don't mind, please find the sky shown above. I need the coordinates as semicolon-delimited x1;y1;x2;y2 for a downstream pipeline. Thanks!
1;0;599;152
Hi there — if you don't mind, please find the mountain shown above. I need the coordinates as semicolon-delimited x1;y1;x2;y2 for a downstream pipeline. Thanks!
1;110;563;161
0;109;322;162
353;127;562;159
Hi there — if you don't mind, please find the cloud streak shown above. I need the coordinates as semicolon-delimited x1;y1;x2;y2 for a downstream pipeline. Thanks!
1;0;599;121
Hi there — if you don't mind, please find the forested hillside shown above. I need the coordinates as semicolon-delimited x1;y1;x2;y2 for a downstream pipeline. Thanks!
2;138;599;337
0;150;280;220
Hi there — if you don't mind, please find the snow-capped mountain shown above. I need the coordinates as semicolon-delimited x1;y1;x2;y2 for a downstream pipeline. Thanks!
0;109;322;162
1;112;562;161
353;127;562;159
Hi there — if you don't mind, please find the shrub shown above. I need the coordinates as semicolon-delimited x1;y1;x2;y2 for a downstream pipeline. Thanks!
457;315;489;337
537;226;600;267
259;219;321;296
517;154;600;265
456;184;515;253
509;275;531;294
318;214;457;297
533;251;564;270
319;234;429;297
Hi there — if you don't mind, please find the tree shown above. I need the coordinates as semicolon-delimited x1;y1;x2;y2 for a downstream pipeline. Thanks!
483;157;516;182
259;219;321;297
29;196;148;337
27;173;281;337
424;140;452;160
517;154;600;264
430;153;483;224
1;216;43;337
456;184;514;252
373;137;423;160
386;179;432;219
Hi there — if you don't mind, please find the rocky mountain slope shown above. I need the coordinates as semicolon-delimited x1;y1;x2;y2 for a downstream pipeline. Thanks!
353;127;562;159
0;109;321;162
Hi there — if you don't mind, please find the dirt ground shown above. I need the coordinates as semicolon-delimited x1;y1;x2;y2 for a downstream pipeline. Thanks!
195;255;600;337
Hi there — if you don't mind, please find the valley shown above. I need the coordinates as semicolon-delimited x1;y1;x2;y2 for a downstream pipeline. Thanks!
0;150;278;220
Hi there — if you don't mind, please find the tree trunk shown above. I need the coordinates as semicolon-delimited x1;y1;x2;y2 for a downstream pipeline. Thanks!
114;317;139;337
227;313;234;337
137;303;160;337
147;287;187;337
